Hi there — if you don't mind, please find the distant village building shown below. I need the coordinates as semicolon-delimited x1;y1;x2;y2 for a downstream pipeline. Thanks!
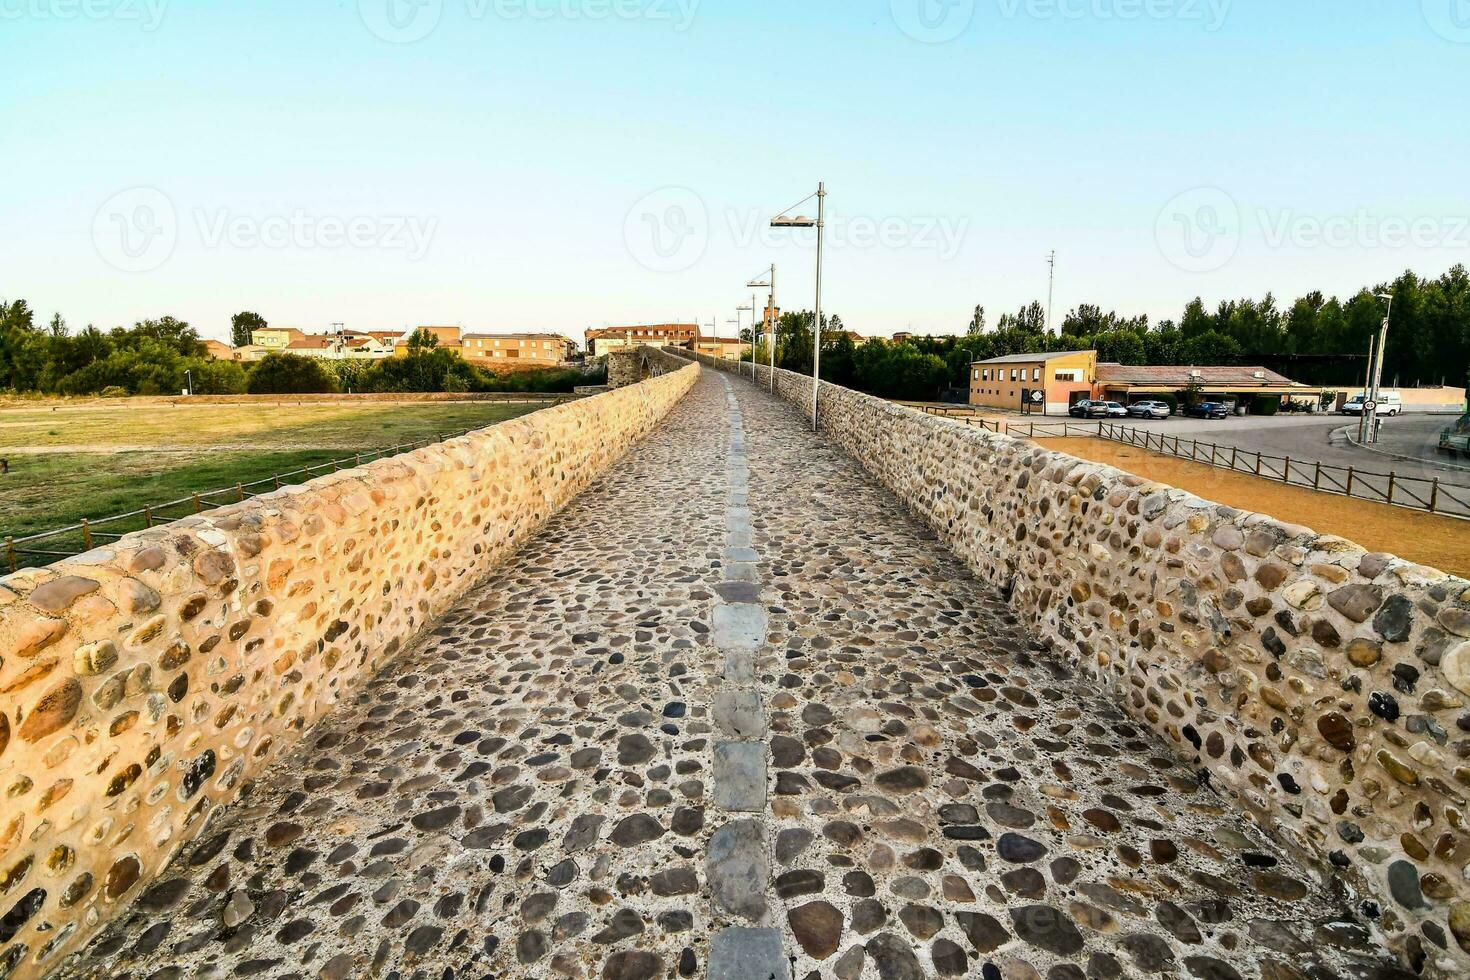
393;326;463;357
969;349;1325;415
202;339;240;361
695;337;747;361
585;324;697;356
463;333;576;371
970;350;1097;415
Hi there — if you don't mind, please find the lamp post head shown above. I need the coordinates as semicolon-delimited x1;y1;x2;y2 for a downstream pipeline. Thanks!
746;280;770;288
771;217;817;228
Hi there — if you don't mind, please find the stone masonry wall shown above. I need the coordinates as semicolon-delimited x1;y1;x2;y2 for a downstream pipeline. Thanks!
667;348;1470;977
0;363;698;980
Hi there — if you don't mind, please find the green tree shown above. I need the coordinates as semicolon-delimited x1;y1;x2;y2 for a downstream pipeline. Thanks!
966;305;986;335
231;311;267;348
406;327;440;351
246;353;337;394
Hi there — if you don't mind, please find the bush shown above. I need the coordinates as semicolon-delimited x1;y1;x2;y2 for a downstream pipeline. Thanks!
1153;392;1179;412
1251;395;1281;416
246;353;337;394
100;386;129;398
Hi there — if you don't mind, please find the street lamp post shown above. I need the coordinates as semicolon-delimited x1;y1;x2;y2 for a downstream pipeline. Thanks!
771;182;826;430
737;305;755;378
1364;293;1394;444
746;265;775;392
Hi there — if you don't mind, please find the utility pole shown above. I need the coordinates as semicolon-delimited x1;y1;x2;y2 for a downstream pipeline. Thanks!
1046;250;1057;334
1358;332;1376;443
813;182;825;431
769;264;776;392
1364;294;1394;444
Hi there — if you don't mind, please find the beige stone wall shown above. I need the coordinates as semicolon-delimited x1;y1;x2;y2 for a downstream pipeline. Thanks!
675;348;1470;976
0;363;698;979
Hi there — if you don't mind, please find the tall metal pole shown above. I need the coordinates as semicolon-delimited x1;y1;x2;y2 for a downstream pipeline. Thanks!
812;182;825;431
768;264;776;392
751;291;758;379
1365;295;1393;444
1358;332;1376;443
1046;250;1056;334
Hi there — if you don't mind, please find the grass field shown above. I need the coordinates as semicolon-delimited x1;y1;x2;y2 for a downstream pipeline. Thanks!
0;401;547;558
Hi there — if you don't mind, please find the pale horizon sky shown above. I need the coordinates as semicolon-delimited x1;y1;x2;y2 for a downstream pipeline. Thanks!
3;1;1468;343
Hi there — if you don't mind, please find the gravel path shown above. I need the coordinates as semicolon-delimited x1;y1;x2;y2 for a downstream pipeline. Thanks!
55;371;1408;980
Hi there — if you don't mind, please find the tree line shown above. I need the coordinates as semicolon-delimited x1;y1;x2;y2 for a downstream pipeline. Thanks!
0;304;596;396
745;264;1470;400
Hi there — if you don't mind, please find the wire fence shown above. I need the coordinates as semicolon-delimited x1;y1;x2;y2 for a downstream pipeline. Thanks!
3;396;579;572
907;407;1470;519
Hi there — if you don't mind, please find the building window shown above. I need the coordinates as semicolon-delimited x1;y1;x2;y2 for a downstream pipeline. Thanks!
1032;367;1041;382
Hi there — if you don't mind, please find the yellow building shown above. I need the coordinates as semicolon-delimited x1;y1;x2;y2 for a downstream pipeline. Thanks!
585;324;697;356
250;327;306;350
695;337;748;361
463;333;576;371
393;326;463;357
970;350;1098;414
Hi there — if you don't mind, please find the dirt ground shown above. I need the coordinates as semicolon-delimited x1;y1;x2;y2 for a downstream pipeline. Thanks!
1036;436;1470;579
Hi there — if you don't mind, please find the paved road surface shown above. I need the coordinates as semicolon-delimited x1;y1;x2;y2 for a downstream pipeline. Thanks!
59;372;1406;980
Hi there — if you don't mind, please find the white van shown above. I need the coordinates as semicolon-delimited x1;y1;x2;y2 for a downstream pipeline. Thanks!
1340;391;1403;416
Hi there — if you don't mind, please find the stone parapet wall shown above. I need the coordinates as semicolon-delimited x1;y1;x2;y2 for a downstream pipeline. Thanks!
673;348;1470;976
0;363;698;979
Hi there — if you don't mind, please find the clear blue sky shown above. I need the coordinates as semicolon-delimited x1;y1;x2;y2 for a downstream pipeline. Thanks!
3;0;1467;342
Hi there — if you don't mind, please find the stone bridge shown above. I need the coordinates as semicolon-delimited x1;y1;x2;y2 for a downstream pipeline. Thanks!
1;353;1467;980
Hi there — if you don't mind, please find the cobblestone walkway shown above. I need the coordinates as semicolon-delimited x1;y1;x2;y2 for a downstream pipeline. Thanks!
60;370;1407;980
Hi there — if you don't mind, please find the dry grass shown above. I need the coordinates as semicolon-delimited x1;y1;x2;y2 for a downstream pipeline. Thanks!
1037;436;1470;579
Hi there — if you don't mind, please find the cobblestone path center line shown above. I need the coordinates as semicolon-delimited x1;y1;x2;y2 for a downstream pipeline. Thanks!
59;369;1407;980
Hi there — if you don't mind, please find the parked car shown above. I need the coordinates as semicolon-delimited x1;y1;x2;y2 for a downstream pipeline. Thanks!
1340;391;1402;417
1184;401;1230;419
1068;400;1126;418
1127;400;1172;420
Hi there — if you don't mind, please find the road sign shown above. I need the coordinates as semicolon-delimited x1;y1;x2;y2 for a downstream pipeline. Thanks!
1363;400;1377;412
1029;390;1044;403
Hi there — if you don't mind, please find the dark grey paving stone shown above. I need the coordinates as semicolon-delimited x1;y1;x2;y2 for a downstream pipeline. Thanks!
707;926;789;980
714;741;768;812
707;820;769;921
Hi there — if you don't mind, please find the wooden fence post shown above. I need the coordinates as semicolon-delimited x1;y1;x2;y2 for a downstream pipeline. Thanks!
82;519;92;551
145;506;153;528
1313;462;1322;490
236;483;244;502
1387;472;1396;505
1430;478;1440;514
1346;467;1355;496
5;538;14;574
1255;452;1262;476
193;493;201;514
1283;457;1292;483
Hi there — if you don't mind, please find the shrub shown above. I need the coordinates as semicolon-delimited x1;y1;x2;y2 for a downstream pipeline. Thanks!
1251;395;1281;416
1154;392;1179;412
246;353;337;394
100;386;129;398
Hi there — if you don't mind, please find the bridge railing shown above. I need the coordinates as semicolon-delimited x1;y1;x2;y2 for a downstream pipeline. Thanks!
1088;421;1470;519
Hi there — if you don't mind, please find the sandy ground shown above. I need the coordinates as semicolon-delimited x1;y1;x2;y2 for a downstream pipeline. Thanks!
1037;436;1470;579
